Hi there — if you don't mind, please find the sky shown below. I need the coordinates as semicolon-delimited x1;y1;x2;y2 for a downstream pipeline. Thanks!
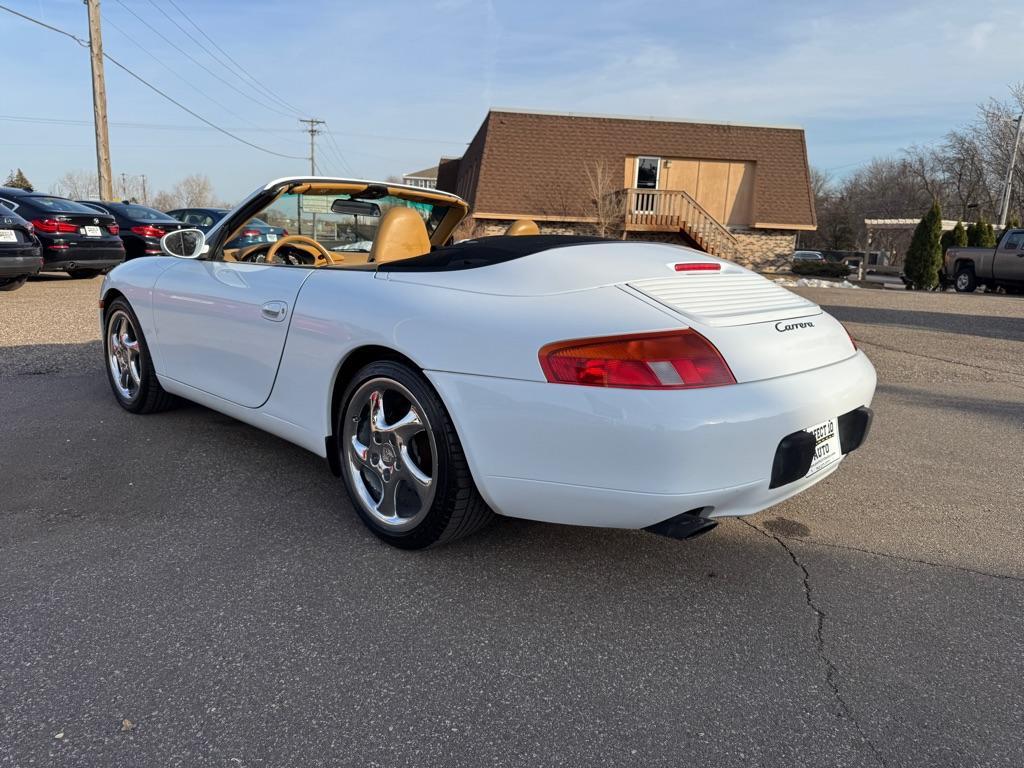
1;0;1022;202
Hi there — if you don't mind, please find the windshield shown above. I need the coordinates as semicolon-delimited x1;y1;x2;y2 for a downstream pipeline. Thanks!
257;192;451;252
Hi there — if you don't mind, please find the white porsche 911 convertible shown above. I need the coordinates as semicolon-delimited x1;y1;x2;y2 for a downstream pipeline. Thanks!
99;177;875;548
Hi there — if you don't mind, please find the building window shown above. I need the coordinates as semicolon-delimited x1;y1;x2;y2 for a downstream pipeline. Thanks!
635;156;661;189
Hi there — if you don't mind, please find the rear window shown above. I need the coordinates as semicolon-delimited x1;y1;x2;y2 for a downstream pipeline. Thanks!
24;196;100;214
115;204;180;223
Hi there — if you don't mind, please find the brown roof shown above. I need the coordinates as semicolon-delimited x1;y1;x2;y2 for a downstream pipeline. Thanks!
403;165;438;180
438;109;816;229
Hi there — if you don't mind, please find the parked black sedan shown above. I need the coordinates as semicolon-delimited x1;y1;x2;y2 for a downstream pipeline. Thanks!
165;207;286;248
0;188;124;278
78;201;187;260
0;202;42;292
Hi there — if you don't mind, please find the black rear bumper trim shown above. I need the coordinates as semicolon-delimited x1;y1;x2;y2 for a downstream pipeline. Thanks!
769;406;873;489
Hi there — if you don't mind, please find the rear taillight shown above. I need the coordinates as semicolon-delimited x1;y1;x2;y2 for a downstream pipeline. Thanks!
842;323;858;350
282;228;288;236
539;330;736;389
242;228;261;237
108;223;120;235
32;218;77;234
131;225;165;238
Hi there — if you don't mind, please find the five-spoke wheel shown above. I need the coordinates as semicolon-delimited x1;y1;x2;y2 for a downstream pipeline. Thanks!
337;361;492;548
107;309;142;402
103;297;177;414
343;379;438;531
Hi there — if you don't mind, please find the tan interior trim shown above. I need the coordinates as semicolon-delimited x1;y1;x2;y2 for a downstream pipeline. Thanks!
751;222;817;231
472;212;599;223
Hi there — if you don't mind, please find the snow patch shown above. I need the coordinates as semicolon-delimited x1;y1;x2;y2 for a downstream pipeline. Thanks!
773;278;860;289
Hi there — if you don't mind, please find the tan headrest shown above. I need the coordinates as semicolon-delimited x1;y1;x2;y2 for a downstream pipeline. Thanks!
369;207;431;264
505;219;540;236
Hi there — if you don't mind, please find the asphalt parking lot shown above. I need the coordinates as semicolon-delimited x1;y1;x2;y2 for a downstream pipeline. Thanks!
2;275;1023;767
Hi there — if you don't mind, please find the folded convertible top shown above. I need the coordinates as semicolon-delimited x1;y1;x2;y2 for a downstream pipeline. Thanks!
377;234;612;272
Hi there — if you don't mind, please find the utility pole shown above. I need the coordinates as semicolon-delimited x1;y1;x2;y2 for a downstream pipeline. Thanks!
85;0;114;201
298;118;325;237
120;171;128;200
141;174;148;205
997;113;1024;228
299;118;325;176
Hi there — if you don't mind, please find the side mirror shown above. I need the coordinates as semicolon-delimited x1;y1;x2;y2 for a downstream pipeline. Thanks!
160;228;205;259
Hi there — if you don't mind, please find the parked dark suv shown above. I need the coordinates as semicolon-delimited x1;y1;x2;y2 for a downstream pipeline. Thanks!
166;207;286;249
0;187;124;278
0;202;42;291
78;200;187;260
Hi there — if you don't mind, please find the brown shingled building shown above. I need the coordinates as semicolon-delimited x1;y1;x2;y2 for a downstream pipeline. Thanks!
435;108;817;271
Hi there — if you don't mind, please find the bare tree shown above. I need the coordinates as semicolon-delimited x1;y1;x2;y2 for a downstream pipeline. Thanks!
150;190;181;212
173;174;215;208
50;170;99;200
583;159;624;237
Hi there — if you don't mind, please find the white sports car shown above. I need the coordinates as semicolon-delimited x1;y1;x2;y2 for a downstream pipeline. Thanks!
100;177;876;548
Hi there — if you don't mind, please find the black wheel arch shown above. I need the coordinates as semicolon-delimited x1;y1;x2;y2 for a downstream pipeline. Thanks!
326;345;426;477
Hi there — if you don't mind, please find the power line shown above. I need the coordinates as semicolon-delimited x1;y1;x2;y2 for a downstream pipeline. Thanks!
111;0;297;121
0;114;467;146
323;125;356;175
103;14;262;130
157;0;306;118
0;5;306;160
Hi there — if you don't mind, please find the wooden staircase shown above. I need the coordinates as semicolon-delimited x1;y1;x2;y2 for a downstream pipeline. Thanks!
624;188;739;261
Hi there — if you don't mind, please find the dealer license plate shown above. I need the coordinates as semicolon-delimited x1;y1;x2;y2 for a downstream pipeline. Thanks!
265;233;277;242
805;418;842;477
82;225;102;237
0;229;16;242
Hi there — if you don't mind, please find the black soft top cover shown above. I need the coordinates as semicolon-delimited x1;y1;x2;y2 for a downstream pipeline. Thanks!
378;234;613;272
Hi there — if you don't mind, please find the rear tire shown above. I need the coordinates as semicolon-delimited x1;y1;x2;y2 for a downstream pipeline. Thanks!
103;297;178;414
0;276;28;291
67;268;104;279
954;268;977;293
336;360;492;549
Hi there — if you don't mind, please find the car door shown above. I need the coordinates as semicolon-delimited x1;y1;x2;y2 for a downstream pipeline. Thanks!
996;229;1024;282
151;259;313;408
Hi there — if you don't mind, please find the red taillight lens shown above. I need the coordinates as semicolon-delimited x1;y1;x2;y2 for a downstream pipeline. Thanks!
108;223;120;235
282;228;288;236
130;225;164;238
842;323;858;350
674;262;721;272
539;330;736;389
32;218;77;234
242;228;261;237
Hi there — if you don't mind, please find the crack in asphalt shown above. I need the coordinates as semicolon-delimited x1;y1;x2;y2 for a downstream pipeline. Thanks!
855;338;1024;388
784;535;1024;584
740;518;890;768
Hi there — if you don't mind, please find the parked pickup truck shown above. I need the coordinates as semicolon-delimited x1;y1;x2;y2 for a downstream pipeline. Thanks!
943;228;1024;293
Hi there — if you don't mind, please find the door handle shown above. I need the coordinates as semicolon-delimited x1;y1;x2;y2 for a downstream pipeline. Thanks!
260;300;288;322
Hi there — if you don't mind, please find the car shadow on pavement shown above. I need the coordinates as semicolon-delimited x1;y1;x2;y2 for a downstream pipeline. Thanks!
0;341;103;378
876;383;1024;423
821;304;1024;342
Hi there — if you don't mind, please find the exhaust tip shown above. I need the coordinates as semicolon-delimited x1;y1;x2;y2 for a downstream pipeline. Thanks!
645;507;718;540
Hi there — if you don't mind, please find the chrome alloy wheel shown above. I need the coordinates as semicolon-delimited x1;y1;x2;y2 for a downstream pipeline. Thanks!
955;272;971;291
106;310;142;401
342;378;438;531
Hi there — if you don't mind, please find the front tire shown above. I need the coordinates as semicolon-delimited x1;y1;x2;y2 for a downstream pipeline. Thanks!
0;276;28;291
954;268;977;293
103;297;178;414
337;360;492;549
68;268;105;279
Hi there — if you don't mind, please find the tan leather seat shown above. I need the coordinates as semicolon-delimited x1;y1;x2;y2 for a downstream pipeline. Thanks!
368;207;431;264
505;219;540;236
